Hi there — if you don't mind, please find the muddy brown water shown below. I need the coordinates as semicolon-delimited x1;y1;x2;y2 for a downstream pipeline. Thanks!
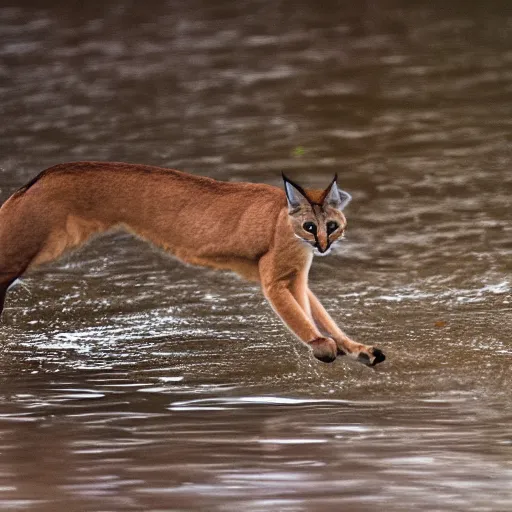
1;1;511;511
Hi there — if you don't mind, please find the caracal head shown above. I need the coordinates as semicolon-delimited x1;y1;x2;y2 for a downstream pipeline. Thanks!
282;174;352;256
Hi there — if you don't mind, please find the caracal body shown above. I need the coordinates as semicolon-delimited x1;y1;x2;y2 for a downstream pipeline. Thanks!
0;161;385;365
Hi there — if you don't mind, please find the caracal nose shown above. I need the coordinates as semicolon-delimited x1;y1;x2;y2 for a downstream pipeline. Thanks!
317;231;328;252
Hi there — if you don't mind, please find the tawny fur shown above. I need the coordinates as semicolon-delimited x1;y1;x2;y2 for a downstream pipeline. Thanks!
0;161;385;365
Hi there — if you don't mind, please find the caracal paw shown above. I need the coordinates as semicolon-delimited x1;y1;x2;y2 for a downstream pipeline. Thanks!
309;337;337;363
357;346;386;367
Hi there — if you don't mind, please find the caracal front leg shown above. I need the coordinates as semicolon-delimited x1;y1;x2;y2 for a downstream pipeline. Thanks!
307;289;385;366
259;262;337;363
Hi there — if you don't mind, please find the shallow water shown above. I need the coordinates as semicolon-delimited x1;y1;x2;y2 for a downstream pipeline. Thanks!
1;1;511;510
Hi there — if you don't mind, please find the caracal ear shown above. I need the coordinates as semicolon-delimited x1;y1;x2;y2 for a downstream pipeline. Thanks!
282;173;310;213
323;174;352;211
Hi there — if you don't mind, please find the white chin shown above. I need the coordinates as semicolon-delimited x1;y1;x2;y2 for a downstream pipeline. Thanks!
314;247;332;257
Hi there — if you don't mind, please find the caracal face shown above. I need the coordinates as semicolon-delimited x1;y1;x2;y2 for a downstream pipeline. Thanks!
283;174;351;256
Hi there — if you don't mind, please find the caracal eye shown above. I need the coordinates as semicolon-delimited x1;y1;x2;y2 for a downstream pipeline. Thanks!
326;221;339;235
302;222;317;234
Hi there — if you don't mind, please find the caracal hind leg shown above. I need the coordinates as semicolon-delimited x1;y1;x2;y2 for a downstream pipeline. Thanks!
259;257;337;363
0;191;73;317
0;233;45;318
306;289;385;366
0;219;44;317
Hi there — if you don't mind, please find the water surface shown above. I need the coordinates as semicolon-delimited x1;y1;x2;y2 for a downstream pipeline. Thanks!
0;1;511;510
